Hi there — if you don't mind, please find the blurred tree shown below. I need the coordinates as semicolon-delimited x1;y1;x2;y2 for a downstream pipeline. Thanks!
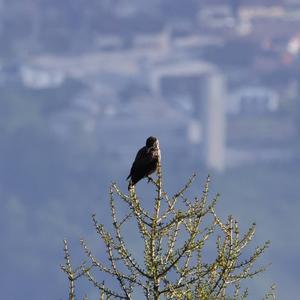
203;38;259;68
61;162;275;299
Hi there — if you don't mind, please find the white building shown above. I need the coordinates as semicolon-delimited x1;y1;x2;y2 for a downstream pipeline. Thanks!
228;86;279;115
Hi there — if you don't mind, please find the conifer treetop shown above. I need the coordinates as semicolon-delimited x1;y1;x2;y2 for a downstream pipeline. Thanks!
61;162;274;300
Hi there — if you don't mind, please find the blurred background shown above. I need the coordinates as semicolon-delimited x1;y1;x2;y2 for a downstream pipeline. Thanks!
1;0;300;298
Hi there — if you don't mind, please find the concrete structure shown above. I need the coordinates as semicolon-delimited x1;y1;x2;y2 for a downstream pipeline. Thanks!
150;61;226;171
202;73;226;172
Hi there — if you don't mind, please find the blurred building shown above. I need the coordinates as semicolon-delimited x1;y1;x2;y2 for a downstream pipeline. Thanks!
228;86;279;115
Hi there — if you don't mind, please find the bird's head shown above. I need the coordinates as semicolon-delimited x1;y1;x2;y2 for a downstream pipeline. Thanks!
146;136;159;151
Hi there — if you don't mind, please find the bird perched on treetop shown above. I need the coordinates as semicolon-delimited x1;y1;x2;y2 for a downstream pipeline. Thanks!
126;136;160;190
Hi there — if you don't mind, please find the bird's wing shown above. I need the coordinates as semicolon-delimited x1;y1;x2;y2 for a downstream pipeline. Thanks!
134;146;146;162
126;147;147;180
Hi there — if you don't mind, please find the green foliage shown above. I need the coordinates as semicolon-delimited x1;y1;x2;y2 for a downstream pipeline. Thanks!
61;162;274;299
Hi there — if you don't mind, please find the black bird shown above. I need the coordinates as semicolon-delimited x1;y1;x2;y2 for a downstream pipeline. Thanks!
127;136;160;189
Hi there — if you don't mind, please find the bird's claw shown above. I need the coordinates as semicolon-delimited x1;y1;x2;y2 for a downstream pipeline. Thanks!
147;176;153;183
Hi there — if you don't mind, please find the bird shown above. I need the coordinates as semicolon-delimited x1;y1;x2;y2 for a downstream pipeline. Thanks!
126;136;160;189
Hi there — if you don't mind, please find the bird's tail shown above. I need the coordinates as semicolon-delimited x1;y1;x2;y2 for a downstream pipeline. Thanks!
126;174;130;180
